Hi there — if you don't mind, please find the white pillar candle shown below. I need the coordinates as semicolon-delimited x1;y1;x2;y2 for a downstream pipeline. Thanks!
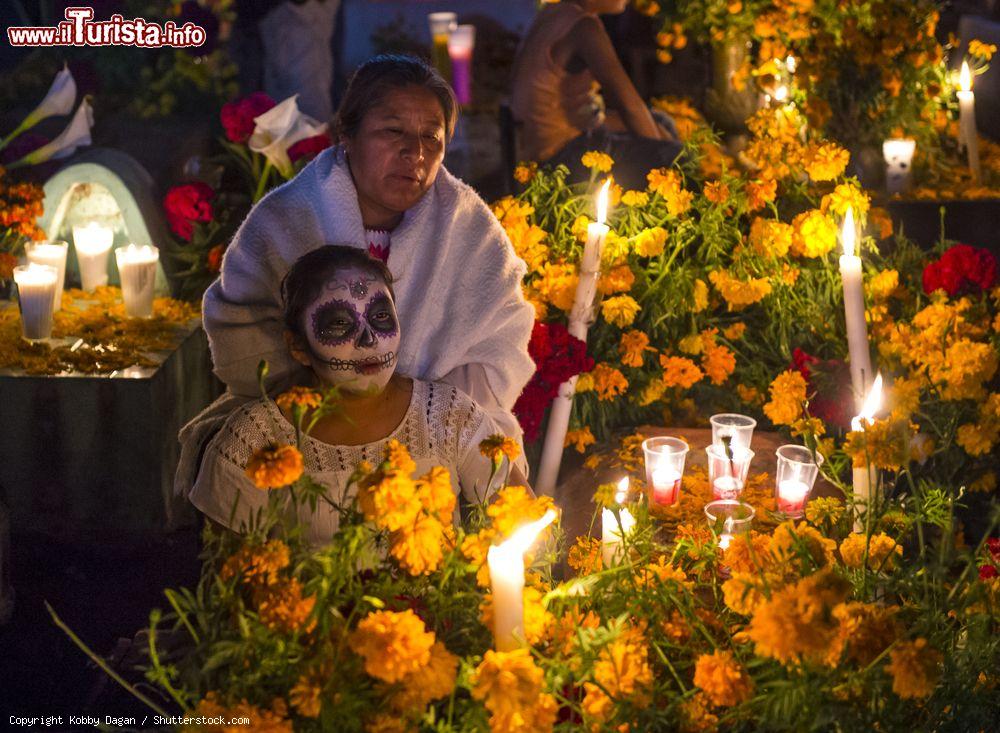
72;222;113;291
487;509;558;651
850;374;883;533
25;240;68;312
958;61;981;183
12;263;58;340
882;138;915;195
115;244;159;318
536;180;612;494
838;207;873;409
601;477;635;566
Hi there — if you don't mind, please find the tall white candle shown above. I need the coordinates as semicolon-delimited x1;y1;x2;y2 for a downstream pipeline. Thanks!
958;61;981;183
115;244;159;318
73;222;113;291
25;240;68;312
838;207;873;409
487;509;558;651
601;477;635;566
12;263;58;340
851;374;882;533
536;180;612;494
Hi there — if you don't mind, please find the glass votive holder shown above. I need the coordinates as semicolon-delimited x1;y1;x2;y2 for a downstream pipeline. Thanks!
115;244;159;318
774;444;824;518
427;12;457;80
448;24;476;106
709;413;757;451
706;444;754;499
73;222;114;291
25;240;68;312
704;500;755;550
882;138;915;195
643;436;688;506
12;263;58;341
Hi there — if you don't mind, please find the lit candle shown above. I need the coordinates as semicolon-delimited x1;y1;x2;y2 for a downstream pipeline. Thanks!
838;207;873;409
115;244;159;318
777;479;810;515
25;240;68;312
12;263;58;340
651;465;681;506
850;374;883;533
487;509;558;651
427;12;457;82
601;477;635;566
535;180;612;494
718;516;736;550
704;500;755;552
705;443;754;500
447;24;476;106
73;222;113;291
774;444;824;519
957;60;981;183
712;476;743;501
882;138;915;195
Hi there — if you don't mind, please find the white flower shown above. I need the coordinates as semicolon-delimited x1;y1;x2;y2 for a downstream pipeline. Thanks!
24;64;77;126
18;99;94;166
248;95;327;177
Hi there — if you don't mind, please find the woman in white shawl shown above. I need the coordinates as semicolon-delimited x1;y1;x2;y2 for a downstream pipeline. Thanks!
177;55;535;493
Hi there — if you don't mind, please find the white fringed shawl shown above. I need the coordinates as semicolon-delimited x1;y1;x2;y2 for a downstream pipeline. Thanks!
176;146;535;494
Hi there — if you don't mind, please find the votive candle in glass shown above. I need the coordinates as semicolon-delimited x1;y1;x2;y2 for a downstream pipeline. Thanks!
72;222;114;291
709;413;757;451
12;263;58;341
428;12;457;82
704;500;755;550
774;444;824;518
601;477;635;566
448;24;476;106
643;436;688;506
25;240;68;312
115;244;159;318
706;444;754;500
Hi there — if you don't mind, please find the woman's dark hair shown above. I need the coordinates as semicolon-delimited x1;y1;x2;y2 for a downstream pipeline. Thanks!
281;245;395;341
336;54;458;141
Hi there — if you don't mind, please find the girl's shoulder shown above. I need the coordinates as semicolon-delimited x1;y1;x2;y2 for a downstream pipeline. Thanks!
415;379;492;458
209;398;291;469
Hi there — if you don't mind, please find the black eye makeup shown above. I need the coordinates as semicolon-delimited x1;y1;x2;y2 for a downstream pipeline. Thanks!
364;292;398;337
311;299;359;345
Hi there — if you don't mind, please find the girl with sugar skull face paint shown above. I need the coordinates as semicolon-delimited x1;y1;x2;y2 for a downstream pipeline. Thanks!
189;246;530;546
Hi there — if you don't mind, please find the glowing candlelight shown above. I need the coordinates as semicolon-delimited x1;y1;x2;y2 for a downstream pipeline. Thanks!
73;222;113;290
957;60;981;182
487;509;558;651
882;138;916;195
851;374;883;532
25;240;68;312
115;244;159;318
601;477;635;566
447;24;476;105
774;444;824;518
12;263;58;340
643;436;687;506
839;207;873;409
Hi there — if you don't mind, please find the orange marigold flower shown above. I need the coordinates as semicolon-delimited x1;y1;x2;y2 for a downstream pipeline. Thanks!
791;209;838;258
275;386;323;412
513;161;538;184
886;638;942;699
701;340;736;385
245;444;304;489
567;536;603;575
480;434;521;464
763;370;807;426
745;178;777;211
839;532;902;571
253;577;317;634
704;180;730;204
390;514;449;575
581;150;614;172
804;142;850;182
220;538;290;585
183;692;291;733
592;362;629;400
565;426;596;453
749;217;794;257
388;640;459;714
349;609;435;684
598;264;635;295
385;439;416;474
660;355;704;389
487;485;556;538
693;650;754;707
708;270;772;310
619;329;651;367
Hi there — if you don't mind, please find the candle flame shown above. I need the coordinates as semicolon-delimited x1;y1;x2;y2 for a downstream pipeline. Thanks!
774;85;789;102
596;179;611;225
615;476;629;504
499;509;558;556
960;60;972;93
785;55;797;73
841;207;856;258
852;373;883;429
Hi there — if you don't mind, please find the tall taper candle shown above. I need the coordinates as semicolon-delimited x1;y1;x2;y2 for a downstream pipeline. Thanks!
958;60;981;183
838;207;872;409
850;374;882;533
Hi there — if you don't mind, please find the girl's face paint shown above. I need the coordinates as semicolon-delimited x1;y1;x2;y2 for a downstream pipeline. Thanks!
302;266;400;394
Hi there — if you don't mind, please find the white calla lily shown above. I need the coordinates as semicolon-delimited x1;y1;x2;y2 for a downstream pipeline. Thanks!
1;65;77;151
248;95;327;177
13;98;94;167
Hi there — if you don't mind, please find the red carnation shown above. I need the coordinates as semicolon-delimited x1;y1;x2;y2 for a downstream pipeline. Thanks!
980;564;998;581
206;244;224;273
164;182;215;242
220;92;276;144
790;348;853;429
988;537;1000;563
922;243;996;297
288;133;332;164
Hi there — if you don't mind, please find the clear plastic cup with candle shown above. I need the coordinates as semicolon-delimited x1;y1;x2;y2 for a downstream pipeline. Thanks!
25;240;68;312
704;500;755;550
709;413;757;451
774;444;824;518
448;24;476;106
12;263;58;341
428;12;457;82
115;244;159;318
73;222;114;291
706;443;754;500
642;436;688;506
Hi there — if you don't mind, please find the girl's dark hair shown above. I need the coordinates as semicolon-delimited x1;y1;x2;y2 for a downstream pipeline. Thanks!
336;54;458;141
281;245;395;341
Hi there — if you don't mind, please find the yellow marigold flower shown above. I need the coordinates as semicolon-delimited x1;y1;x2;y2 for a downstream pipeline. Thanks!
886;638;942;699
365;714;414;733
844;417;912;470
358;466;422;532
619;329;651;367
289;665;329;718
636;556;689;589
506;221;549;274
868;270;899;301
275;386;323;412
750;216;794;257
416;465;455;523
349;609;435;684
575;372;595;393
639;378;668;406
701;341;736;385
184;693;291;733
804;142;850;182
805;497;844;525
254;577;316;634
461;529;495;587
647;167;692;216
593;632;653;704
388;641;459;713
581;150;614;172
968;39;997;61
513;161;537;184
728;0;743;13
480;434;521;464
220;538;290;585
565;426;596;453
533;263;578;312
736;383;763;405
869;207;893;240
826;602;898;667
492;197;534;228
771;521;837;568
678;333;703;355
722;322;746;340
621;190;649;207
969;471;997;493
839;532;902;571
472;648;547;720
633;226;668;257
488;485;557;538
693;650;754;707
745;178;777;211
704;180;730;204
722;572;776;616
592;362;629;400
692;278;709;312
679;692;720;733
957;421;999;456
386;439;416;474
821;183;870;219
790;209;838;258
390;514;448;575
660;355;704;389
245;444;304;489
708;270;772;310
567;535;603;575
481;585;553;646
762;370;807;426
598;264;635;295
722;530;773;574
601;294;641;327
